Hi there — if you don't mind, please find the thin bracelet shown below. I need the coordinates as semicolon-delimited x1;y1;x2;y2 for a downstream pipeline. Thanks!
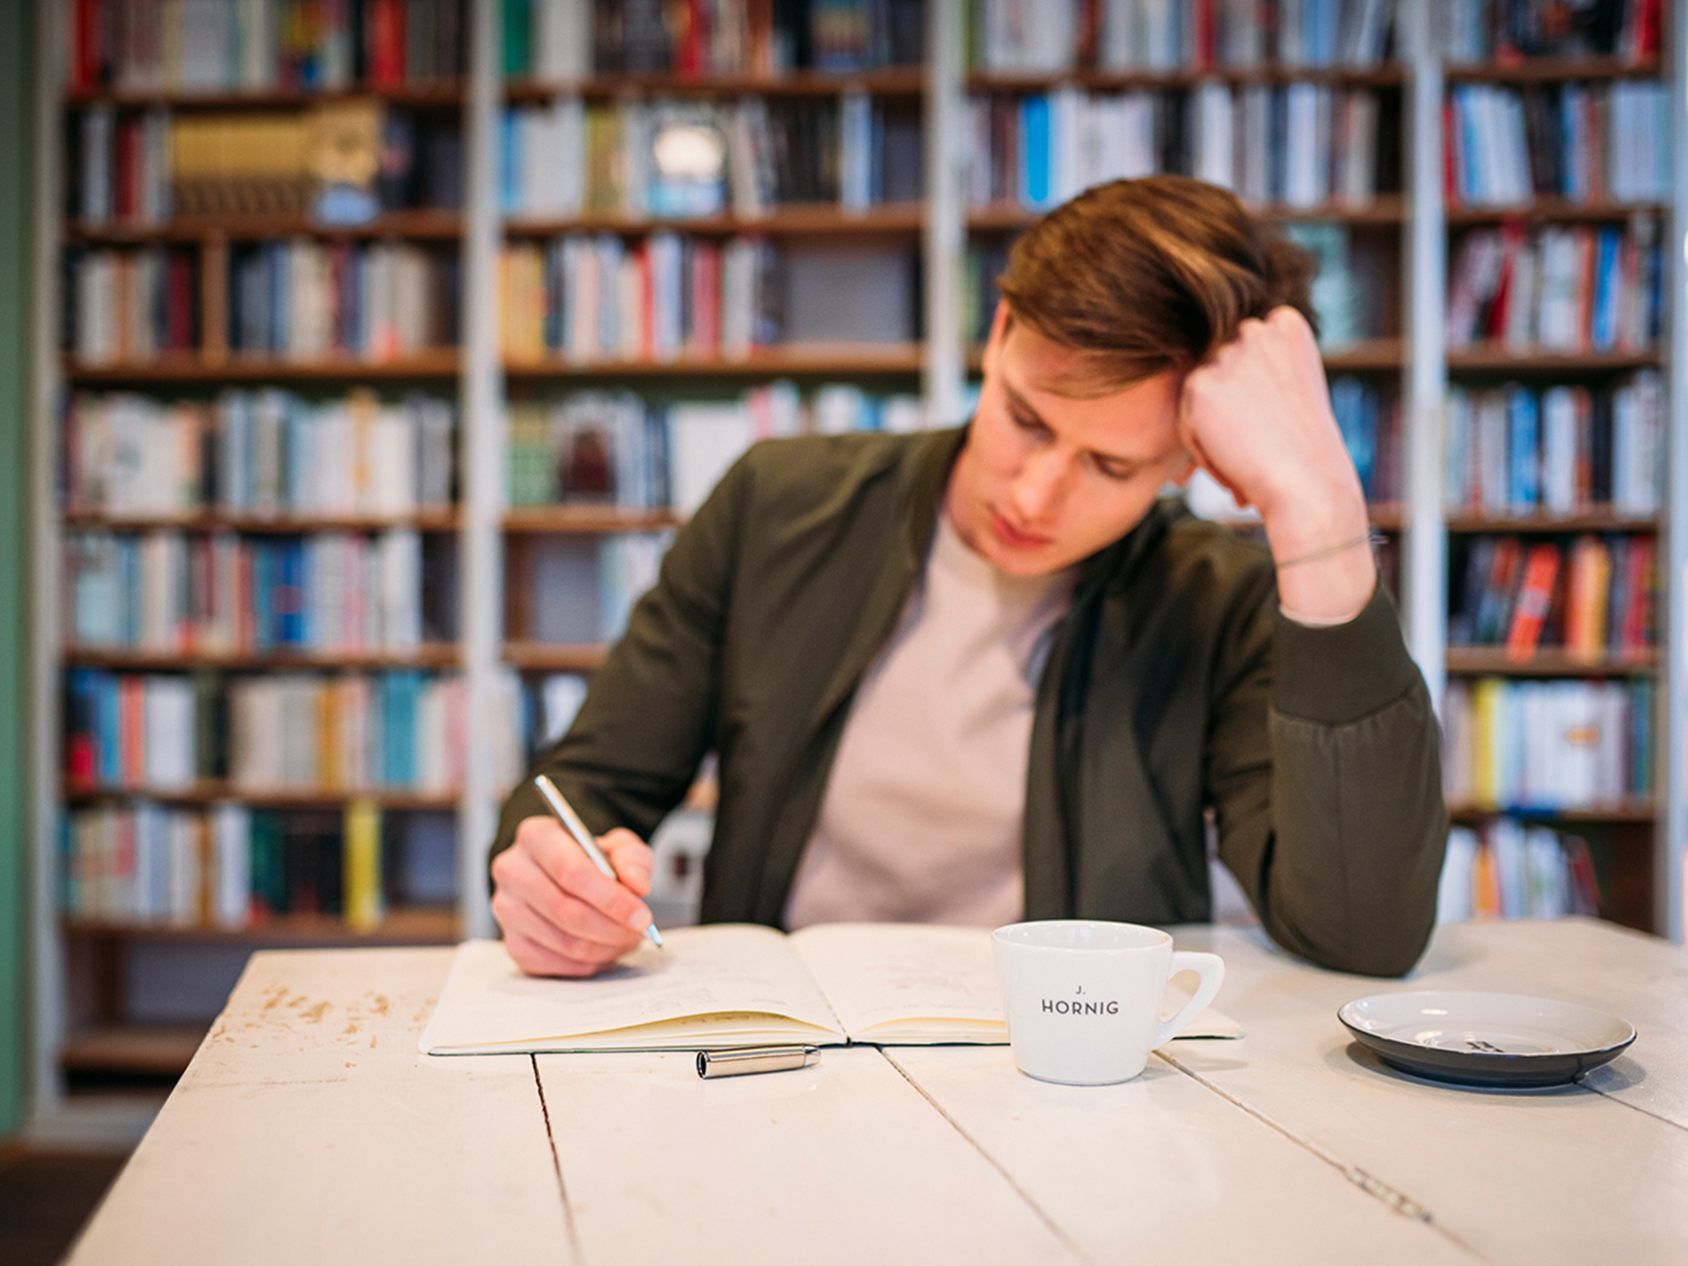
1273;529;1384;570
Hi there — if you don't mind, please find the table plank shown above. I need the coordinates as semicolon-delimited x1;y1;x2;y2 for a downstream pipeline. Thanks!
536;1047;1082;1265
886;1045;1480;1264
1157;921;1688;1266
1412;918;1688;1130
67;948;571;1266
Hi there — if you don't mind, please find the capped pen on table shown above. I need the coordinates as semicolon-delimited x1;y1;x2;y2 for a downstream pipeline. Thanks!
532;773;664;949
697;1045;820;1079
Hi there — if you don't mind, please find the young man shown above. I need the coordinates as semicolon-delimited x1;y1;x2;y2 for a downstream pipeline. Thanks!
488;175;1447;979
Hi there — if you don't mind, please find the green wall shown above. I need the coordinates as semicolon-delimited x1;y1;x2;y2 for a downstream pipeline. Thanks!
0;0;37;1139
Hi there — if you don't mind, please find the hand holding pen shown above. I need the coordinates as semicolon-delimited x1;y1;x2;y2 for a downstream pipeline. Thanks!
491;775;664;978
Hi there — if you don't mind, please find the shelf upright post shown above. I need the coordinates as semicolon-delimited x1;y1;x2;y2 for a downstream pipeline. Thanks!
924;0;966;426
1663;6;1687;944
28;0;67;1127
459;0;505;939
1402;0;1448;712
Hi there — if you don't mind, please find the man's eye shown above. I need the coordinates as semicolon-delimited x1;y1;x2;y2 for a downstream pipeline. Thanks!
1094;461;1136;482
1010;412;1041;432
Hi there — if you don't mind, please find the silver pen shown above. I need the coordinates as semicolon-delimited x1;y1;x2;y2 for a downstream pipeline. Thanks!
696;1046;820;1079
532;774;664;949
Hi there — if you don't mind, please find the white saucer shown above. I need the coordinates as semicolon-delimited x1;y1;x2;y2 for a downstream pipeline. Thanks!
1337;990;1636;1087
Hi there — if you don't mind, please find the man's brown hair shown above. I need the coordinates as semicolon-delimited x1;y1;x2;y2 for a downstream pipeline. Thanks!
995;175;1319;395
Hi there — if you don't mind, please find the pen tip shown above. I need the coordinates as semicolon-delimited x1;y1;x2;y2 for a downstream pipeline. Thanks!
646;924;665;948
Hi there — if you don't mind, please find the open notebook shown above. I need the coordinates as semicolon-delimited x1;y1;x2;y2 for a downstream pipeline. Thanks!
420;923;1242;1054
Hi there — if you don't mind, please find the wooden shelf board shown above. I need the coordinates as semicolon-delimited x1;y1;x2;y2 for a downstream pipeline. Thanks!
64;354;462;384
1447;199;1666;224
504;344;924;378
62;644;461;671
503;67;927;102
969;195;1406;229
1447;802;1659;824
505;202;924;237
1444;57;1663;83
62;781;462;809
502;641;609;672
66;210;465;243
503;507;682;534
62;510;461;533
61;907;459;945
1444;511;1659;533
60;1026;207;1077
1446;344;1660;372
967;65;1408;92
64;83;465;109
1445;647;1659;676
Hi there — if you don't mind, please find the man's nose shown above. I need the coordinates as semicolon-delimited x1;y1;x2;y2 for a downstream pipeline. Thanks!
1008;447;1068;523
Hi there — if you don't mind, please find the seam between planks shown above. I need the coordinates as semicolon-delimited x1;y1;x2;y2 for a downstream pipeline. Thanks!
1578;1080;1688;1133
531;1055;584;1263
880;1050;1093;1266
1151;1049;1494;1263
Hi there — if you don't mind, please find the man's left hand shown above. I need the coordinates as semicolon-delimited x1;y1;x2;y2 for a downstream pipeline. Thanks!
1177;306;1377;624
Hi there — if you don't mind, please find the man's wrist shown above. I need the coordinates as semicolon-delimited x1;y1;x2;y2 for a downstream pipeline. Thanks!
1263;486;1377;625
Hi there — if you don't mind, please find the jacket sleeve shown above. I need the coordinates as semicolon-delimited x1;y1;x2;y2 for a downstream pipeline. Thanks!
486;448;752;883
1206;571;1448;976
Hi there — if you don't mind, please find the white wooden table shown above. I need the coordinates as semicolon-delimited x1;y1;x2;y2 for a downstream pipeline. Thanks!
67;917;1688;1265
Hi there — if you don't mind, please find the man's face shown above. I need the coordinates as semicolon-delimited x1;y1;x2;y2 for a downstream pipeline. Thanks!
946;303;1196;578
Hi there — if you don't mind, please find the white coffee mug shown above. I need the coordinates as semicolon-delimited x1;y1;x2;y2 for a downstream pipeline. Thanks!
993;920;1226;1086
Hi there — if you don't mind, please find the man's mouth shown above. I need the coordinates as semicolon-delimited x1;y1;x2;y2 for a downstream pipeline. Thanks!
989;509;1054;550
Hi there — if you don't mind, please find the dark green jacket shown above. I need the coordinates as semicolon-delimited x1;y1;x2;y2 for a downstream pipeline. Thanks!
492;426;1447;977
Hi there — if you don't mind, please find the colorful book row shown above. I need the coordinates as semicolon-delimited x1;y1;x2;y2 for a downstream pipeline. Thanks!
500;95;922;218
63;389;456;518
501;0;926;79
1450;534;1656;657
66;0;466;94
62;800;388;930
1437;821;1601;923
67;241;461;363
65;530;435;654
1437;0;1661;62
500;234;791;362
1441;677;1653;810
65;669;465;792
966;83;1389;212
508;384;924;513
70;104;463;225
967;0;1397;73
1445;80;1671;206
1446;221;1663;352
1443;373;1663;516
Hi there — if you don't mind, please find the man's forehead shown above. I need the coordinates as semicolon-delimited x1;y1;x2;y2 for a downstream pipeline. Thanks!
1003;321;1182;402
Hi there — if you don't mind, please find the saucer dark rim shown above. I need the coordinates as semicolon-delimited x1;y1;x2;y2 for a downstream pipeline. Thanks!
1337;1016;1636;1087
1364;1042;1620;1088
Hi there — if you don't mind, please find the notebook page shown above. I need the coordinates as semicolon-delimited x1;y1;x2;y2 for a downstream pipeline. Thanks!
420;926;846;1054
790;923;1245;1044
790;924;1007;1043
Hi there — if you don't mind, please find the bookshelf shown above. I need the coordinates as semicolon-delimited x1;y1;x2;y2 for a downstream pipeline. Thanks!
25;0;1687;1120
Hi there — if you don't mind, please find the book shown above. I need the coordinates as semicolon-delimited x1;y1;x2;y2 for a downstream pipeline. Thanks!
420;923;1243;1054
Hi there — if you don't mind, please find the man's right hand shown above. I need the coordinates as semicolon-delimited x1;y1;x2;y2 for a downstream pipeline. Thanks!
490;816;658;977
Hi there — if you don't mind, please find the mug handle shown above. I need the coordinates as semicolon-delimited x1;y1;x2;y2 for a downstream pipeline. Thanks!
1153;952;1226;1048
